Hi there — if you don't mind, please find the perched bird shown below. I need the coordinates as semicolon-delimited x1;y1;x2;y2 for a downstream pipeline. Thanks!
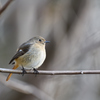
6;36;50;81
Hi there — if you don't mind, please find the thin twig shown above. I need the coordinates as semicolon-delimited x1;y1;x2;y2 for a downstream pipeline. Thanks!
1;68;100;75
0;0;13;15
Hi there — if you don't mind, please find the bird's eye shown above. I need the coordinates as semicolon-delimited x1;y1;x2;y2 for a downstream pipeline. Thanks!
39;39;42;42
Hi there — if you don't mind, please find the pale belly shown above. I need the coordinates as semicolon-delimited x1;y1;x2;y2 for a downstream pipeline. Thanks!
15;49;46;69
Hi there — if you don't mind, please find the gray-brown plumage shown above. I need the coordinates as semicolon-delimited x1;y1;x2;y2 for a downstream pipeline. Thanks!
6;36;49;81
9;43;32;64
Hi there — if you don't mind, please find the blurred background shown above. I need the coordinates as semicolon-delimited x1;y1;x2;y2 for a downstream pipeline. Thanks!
0;0;100;100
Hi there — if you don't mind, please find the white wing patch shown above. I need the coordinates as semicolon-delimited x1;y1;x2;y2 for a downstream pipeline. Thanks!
19;49;23;52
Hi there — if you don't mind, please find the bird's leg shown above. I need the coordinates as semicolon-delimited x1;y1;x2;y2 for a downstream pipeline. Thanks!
33;68;39;77
21;66;27;76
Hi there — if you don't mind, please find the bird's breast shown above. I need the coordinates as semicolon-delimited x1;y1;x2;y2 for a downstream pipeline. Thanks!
15;44;46;69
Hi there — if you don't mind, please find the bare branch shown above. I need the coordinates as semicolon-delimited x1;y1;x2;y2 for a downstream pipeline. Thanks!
0;0;13;15
1;68;100;75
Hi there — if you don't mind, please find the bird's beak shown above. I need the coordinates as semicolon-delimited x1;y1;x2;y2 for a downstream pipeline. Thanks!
45;41;50;43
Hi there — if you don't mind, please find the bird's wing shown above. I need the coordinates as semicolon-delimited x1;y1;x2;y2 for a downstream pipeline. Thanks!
9;43;32;64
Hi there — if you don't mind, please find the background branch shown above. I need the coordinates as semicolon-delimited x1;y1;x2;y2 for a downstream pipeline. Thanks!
0;74;54;100
1;68;100;75
0;0;13;15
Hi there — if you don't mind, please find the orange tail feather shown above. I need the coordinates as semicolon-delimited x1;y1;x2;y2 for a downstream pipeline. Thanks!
6;64;19;81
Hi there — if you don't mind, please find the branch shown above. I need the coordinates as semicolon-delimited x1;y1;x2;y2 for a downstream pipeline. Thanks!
1;68;100;75
0;0;13;15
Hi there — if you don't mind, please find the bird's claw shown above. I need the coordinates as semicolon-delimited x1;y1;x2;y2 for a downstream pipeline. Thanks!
21;66;27;76
33;68;39;77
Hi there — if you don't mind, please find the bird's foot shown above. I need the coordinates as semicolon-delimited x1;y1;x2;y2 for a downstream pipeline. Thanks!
33;68;39;77
21;66;27;76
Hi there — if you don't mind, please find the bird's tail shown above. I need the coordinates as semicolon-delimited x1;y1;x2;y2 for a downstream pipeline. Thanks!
6;64;19;81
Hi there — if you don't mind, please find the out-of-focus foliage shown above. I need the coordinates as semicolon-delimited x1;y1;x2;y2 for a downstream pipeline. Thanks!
1;0;100;100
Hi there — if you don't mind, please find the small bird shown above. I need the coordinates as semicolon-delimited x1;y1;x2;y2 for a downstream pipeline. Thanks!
6;36;50;81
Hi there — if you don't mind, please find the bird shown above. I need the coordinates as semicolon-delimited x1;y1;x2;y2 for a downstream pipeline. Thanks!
6;36;50;81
